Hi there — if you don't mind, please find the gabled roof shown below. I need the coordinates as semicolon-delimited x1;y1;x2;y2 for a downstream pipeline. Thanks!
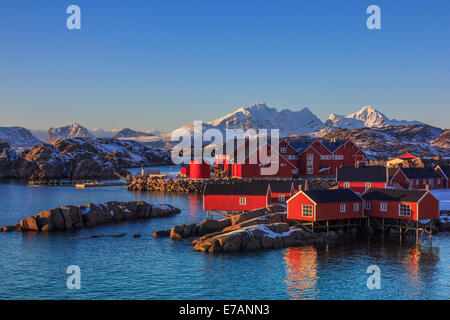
336;166;387;183
203;183;269;196
249;180;293;194
284;138;316;153
320;139;348;153
400;167;441;179
292;180;307;191
398;153;417;160
436;166;450;179
361;188;428;203
388;168;399;180
303;189;362;203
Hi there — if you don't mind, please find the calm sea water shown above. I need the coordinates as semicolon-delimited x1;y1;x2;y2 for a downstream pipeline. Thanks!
0;174;449;300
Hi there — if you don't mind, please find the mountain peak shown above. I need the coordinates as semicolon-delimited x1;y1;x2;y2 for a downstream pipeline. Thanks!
46;123;94;143
205;102;324;136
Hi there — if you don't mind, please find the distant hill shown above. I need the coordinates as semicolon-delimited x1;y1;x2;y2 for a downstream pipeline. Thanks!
46;123;94;143
112;128;156;139
0;126;42;148
318;124;448;159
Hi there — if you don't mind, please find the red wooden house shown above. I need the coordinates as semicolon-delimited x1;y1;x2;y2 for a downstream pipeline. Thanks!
390;167;444;189
213;137;365;178
231;142;298;178
336;166;394;194
203;183;271;212
250;180;295;204
435;166;450;189
180;165;190;177
288;138;366;176
361;188;439;221
286;189;364;222
181;159;211;179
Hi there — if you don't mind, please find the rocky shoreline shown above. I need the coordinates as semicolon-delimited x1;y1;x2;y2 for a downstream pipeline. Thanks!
0;137;172;180
127;176;337;193
0;201;180;233
151;207;450;254
152;205;339;253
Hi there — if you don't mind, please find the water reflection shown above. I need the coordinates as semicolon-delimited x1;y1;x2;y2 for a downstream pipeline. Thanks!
284;246;319;299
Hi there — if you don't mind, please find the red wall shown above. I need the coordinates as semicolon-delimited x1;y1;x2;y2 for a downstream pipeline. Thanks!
315;201;363;221
287;192;315;221
390;171;410;188
338;182;387;194
203;194;268;211
269;192;293;205
435;167;448;188
297;141;366;176
365;200;418;220
418;192;440;220
287;192;363;221
189;161;211;179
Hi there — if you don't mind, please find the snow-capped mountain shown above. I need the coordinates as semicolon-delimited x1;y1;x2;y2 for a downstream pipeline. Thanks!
207;102;324;136
205;103;324;137
46;123;94;143
0;126;42;148
319;124;447;158
317;106;424;136
112;128;157;139
91;128;121;138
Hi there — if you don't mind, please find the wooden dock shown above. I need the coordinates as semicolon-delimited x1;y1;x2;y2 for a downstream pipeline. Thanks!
75;182;125;188
28;180;125;188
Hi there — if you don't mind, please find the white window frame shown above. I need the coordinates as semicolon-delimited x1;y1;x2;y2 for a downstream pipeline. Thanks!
278;195;286;202
399;203;411;217
280;147;287;154
380;203;387;212
353;203;359;212
340;204;346;212
239;197;247;205
288;155;296;160
302;205;313;217
365;182;371;189
280;163;287;167
344;182;350;189
365;201;371;210
423;179;426;185
307;154;313;160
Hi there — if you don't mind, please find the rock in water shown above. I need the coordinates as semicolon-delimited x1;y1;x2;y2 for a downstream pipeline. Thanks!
1;201;180;233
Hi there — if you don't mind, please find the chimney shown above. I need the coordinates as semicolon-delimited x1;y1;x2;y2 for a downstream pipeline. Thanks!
425;184;430;191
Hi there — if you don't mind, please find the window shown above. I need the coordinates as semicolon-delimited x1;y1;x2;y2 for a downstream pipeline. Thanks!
307;154;314;174
239;197;246;205
278;195;285;202
302;205;313;217
399;203;411;217
320;155;331;160
423;179;426;185
344;182;350;189
288;155;296;160
353;203;359;211
416;179;419;185
280;147;287;154
380;203;387;211
340;204;346;212
280;163;287;167
365;182;371;189
332;155;343;160
365;201;371;210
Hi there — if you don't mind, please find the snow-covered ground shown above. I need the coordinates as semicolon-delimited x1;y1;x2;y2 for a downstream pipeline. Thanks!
431;189;450;211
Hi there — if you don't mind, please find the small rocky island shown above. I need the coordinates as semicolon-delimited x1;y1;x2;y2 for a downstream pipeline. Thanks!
153;205;336;253
1;201;180;232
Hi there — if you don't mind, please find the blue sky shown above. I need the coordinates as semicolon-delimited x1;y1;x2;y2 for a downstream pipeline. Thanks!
0;0;449;131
